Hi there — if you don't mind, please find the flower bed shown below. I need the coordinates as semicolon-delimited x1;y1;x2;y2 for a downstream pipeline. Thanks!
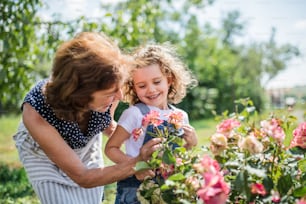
135;99;306;204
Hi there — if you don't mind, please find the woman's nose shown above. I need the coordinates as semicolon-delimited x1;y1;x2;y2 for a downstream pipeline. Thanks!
115;89;123;100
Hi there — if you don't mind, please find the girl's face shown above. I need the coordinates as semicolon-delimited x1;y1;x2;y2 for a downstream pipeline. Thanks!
88;85;123;112
132;64;172;109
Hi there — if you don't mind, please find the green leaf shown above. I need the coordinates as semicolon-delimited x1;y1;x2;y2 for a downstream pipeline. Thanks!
167;173;185;181
293;186;306;197
298;158;306;172
162;149;176;164
277;174;293;196
233;171;245;192
134;161;150;171
263;176;274;193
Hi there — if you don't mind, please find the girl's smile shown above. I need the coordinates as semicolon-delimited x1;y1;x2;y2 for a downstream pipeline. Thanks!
132;64;171;110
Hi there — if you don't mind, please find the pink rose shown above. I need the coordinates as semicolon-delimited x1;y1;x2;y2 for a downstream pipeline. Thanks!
216;118;241;137
250;183;266;196
290;122;306;149
142;110;163;127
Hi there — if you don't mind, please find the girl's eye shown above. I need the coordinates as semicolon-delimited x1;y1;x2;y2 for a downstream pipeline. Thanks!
154;80;161;84
138;85;145;89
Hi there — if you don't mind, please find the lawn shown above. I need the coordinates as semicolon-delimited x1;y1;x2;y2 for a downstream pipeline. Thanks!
0;114;217;203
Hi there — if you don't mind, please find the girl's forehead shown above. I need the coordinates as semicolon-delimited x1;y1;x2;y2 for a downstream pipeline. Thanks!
133;64;162;74
132;64;165;81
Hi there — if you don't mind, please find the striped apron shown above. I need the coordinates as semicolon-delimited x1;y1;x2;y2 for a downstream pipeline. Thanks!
13;122;104;204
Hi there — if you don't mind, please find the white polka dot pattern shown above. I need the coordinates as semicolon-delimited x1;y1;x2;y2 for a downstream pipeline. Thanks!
23;79;111;149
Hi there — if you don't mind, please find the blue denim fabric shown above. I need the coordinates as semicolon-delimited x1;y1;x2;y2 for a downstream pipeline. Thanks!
115;176;141;204
143;121;181;149
115;186;140;204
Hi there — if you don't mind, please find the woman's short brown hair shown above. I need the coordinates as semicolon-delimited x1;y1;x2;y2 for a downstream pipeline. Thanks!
45;32;130;121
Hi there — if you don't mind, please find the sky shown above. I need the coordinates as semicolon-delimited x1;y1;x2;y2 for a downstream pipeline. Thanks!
40;0;306;89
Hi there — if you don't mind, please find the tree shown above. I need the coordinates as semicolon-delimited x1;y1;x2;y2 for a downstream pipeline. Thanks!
1;0;300;119
1;0;43;113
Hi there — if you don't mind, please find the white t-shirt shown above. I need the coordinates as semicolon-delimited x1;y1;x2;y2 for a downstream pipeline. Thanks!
118;104;189;157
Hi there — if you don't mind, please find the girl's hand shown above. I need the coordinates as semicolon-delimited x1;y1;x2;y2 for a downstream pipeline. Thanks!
182;124;198;149
138;138;162;161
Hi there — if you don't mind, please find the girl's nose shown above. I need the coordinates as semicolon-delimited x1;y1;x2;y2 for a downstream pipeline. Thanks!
147;84;155;93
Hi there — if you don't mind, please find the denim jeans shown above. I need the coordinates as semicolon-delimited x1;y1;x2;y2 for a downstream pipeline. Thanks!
115;186;140;204
115;176;141;204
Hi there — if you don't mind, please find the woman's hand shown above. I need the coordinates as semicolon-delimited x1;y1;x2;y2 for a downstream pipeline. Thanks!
135;169;155;181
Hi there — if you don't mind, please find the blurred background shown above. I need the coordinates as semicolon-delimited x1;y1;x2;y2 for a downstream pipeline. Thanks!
1;0;306;118
1;0;305;203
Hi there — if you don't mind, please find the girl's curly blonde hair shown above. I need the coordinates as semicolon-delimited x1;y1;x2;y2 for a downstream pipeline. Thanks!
124;43;198;105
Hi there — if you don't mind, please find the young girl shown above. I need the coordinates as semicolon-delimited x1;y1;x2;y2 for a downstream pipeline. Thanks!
105;43;198;204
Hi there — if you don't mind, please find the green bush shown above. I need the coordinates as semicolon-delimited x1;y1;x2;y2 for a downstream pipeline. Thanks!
0;162;38;203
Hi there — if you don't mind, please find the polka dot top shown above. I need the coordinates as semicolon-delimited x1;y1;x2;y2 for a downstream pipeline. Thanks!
23;79;112;149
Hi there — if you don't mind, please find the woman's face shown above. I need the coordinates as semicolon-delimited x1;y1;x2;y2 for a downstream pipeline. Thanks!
132;64;171;110
88;85;123;112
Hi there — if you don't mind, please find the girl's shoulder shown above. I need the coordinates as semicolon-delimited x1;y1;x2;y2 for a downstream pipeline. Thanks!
123;105;143;114
118;105;144;122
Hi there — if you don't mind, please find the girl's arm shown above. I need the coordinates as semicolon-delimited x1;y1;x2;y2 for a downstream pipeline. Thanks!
182;124;198;149
105;124;156;181
104;125;132;163
22;103;159;188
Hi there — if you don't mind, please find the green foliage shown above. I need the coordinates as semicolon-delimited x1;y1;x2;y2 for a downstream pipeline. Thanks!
0;163;38;203
1;0;41;113
1;0;300;121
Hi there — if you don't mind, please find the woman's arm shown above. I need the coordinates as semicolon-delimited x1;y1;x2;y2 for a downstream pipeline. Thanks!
22;103;160;188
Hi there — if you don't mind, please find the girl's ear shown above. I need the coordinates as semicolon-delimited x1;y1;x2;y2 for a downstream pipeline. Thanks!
167;75;173;87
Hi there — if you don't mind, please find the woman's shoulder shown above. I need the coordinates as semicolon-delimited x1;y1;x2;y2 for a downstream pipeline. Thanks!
24;79;47;100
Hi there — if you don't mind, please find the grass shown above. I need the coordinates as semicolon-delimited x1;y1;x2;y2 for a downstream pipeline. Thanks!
0;115;22;167
0;114;217;203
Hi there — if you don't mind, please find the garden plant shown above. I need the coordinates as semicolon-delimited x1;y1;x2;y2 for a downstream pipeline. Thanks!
135;99;306;204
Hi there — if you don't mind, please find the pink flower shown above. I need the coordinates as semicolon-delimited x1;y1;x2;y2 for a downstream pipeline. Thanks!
210;133;228;155
176;157;183;166
290;122;306;149
250;183;266;196
186;176;200;189
166;111;184;129
271;190;281;203
216;118;241;137
142;110;163;127
158;163;174;179
193;155;221;174
238;135;264;154
260;118;285;144
132;128;143;141
297;198;306;204
197;173;230;204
